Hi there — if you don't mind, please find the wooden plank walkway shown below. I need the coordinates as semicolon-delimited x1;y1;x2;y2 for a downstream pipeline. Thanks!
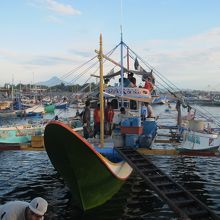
116;147;220;220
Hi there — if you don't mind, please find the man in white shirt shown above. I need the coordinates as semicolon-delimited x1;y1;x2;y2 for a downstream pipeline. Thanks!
0;197;48;220
113;107;126;125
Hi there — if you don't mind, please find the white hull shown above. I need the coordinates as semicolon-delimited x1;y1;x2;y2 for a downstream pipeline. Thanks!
179;130;220;151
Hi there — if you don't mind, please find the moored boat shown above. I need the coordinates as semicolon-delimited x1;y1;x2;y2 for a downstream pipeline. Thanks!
44;103;55;113
177;120;220;156
0;124;44;145
43;32;163;211
55;101;68;109
44;120;133;210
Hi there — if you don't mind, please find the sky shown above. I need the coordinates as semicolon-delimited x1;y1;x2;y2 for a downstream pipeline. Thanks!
1;0;220;90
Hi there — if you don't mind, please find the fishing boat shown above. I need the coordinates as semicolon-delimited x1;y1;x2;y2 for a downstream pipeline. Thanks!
70;100;85;109
43;31;162;210
55;101;68;109
152;96;168;105
177;119;220;156
16;105;44;118
0;124;44;145
0;109;16;118
44;103;55;113
44;120;132;210
0;101;11;110
44;34;133;210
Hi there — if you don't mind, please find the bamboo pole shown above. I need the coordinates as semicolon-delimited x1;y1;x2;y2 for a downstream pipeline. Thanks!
95;49;129;71
98;34;104;148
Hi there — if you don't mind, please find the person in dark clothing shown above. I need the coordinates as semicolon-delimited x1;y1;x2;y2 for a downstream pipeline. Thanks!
93;104;100;138
128;72;136;86
75;109;80;117
82;100;92;139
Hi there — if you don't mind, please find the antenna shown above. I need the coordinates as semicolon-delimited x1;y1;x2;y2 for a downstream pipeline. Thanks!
120;0;123;39
120;0;124;106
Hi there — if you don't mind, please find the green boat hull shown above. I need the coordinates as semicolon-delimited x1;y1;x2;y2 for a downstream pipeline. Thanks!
44;121;132;210
44;104;55;113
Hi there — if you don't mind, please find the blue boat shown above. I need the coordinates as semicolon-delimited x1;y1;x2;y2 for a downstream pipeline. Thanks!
55;101;68;109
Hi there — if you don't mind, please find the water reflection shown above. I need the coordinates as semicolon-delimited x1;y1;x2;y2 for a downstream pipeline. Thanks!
0;151;177;219
147;155;220;216
0;151;219;219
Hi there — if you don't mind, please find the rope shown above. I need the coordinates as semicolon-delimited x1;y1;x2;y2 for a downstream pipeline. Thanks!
123;42;220;127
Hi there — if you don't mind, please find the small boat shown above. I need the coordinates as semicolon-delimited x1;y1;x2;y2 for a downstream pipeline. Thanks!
44;120;133;210
0;101;11;110
0;124;44;145
164;107;176;112
70;100;85;109
152;96;168;105
44;103;55;113
55;101;68;109
177;120;220;156
0;109;16;118
16;105;44;118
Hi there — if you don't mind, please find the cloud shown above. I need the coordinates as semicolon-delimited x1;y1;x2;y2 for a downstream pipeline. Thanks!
0;49;18;59
28;0;81;15
137;27;220;89
24;55;77;66
2;26;220;89
68;49;93;58
46;15;62;23
45;0;81;15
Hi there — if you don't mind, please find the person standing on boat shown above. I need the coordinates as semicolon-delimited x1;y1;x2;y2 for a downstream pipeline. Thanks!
145;102;154;118
113;107;127;128
144;77;154;93
0;197;48;220
93;103;100;138
141;102;148;121
128;72;136;87
119;77;135;87
82;100;92;139
176;100;182;126
168;102;171;109
75;109;80;118
105;102;114;135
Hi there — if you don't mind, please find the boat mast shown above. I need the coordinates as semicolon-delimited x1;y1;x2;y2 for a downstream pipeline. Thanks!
120;26;124;107
127;46;130;71
11;74;14;110
120;0;124;107
98;34;104;148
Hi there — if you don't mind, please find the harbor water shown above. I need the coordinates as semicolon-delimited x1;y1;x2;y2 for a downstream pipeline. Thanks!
0;105;220;219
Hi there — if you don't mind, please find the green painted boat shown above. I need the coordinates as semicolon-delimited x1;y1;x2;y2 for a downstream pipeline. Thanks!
44;121;133;210
0;124;44;144
44;104;55;113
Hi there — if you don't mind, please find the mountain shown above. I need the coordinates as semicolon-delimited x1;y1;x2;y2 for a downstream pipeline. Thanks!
36;76;67;87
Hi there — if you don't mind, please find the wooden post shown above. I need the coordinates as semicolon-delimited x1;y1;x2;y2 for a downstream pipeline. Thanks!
98;34;104;148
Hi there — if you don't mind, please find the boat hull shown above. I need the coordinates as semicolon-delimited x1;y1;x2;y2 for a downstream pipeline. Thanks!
44;104;55;113
44;121;132;210
177;131;220;156
0;126;44;144
55;102;68;109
